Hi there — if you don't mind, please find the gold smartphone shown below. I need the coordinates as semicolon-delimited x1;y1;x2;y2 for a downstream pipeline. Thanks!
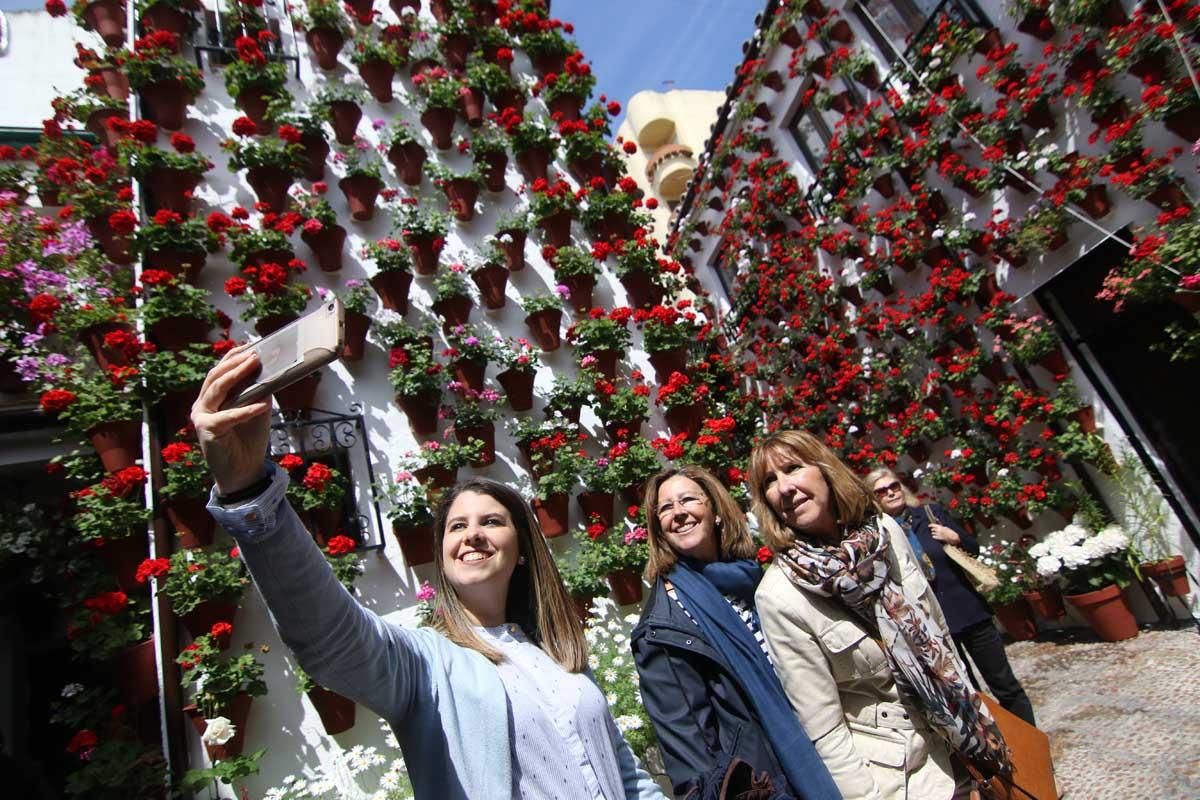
222;299;345;409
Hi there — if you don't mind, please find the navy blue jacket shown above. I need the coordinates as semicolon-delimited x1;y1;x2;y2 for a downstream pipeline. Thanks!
894;503;993;634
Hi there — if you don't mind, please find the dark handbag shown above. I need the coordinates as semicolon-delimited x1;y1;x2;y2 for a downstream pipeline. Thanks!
960;694;1058;800
681;757;792;800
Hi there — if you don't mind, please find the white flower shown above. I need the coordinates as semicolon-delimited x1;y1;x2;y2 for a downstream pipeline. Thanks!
963;212;977;222
848;425;860;435
615;714;643;732
932;228;945;239
202;716;237;746
606;692;618;705
61;683;83;698
603;669;618;683
588;654;600;670
997;468;1009;477
1035;555;1061;577
950;448;963;459
612;655;626;668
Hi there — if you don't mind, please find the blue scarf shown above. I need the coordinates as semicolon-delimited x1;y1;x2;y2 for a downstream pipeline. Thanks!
669;558;841;800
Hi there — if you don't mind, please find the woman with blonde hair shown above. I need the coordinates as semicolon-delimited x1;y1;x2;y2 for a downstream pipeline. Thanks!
631;466;838;799
192;346;666;800
864;466;1034;725
747;431;1009;800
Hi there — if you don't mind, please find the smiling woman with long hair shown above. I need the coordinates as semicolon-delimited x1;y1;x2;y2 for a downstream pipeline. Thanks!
747;431;1009;800
191;345;666;800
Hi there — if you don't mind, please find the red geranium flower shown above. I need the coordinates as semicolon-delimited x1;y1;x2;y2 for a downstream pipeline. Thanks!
232;116;258;137
756;546;774;565
277;453;305;471
39;389;77;414
170;132;195;153
135;558;171;584
326;535;357;556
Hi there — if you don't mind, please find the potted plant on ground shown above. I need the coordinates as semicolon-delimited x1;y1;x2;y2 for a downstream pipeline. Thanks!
138;268;217;351
565;307;631;379
1029;523;1139;641
222;130;305;213
398;205;451;275
521;292;565;351
159;438;215;547
380;120;427;185
1113;449;1191;598
134;208;220;282
176;631;267;760
364;238;415;312
495;336;539;411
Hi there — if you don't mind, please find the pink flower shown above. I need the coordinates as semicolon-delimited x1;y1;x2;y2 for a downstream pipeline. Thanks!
1180;274;1200;291
416;581;436;602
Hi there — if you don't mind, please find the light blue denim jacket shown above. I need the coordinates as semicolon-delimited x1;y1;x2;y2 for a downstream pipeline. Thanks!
207;461;664;800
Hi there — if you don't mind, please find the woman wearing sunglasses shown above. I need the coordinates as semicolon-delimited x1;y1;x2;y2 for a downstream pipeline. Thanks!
865;467;1035;726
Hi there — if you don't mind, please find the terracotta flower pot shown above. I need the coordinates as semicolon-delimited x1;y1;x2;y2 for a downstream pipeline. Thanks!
83;0;127;47
301;224;346;272
307;686;356;735
515;147;550;183
88;419;142;472
608;569;644;606
86;214;133;265
420;107;457;150
158;386;198;434
273;371;321;412
407;234;443;276
577;490;614;529
1141;556;1190;597
306;27;345;70
95;534;147;594
339;175;383;221
235;89;275;134
300;133;329;182
395;390;440;436
432;295;472;333
1066;584;1138;642
547;93;583;122
993;599;1038;641
477;151;507;192
459;86;485;126
558;272;593;313
255;312;299;337
388;140;427;186
533;493;570;538
409;57;439;80
779;24;804;49
524;308;562;351
186;693;253;760
585;348;619;380
1016;9;1055;40
529;50;565;76
648;346;687;382
343;310;370;361
538;210;573;248
329;100;362;145
452;357;486;392
497;368;535;411
495;228;526;270
1077;185;1111;220
139;81;191;131
471;263;508;309
1164;105;1200;144
180;598;239;642
246;166;294;213
444;177;480;222
454;422;495;466
491;87;524;113
91;66;130;101
114;637;158;708
664;402;705;438
165;494;216;548
144;167;201;215
392;521;435;565
306;506;341;545
370;270;412;313
139;2;190;46
148;315;211;351
359;59;396;103
415;464;457;489
1023;585;1067;620
619;270;664;309
826;19;853;43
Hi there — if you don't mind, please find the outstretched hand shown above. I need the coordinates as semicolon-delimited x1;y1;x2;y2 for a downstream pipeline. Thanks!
191;344;273;495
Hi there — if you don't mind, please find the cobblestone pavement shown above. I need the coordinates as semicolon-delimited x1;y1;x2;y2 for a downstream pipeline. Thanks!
1003;625;1200;799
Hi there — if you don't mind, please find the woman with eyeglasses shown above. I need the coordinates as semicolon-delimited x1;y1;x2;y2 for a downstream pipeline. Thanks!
865;467;1035;726
748;431;1010;800
631;466;839;799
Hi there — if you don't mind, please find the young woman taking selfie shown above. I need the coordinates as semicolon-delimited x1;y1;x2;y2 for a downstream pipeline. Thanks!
193;346;666;800
747;431;1009;800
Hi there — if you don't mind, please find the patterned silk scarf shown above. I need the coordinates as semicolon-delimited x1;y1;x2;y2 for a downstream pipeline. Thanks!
774;521;1010;778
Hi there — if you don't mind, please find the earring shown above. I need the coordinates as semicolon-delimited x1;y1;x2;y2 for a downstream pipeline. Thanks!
715;517;723;528
518;556;527;565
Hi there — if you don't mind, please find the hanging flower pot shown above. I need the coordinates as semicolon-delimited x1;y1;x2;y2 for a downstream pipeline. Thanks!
139;82;190;130
577;491;614;529
443;177;480;222
369;270;412;313
409;57;439;80
497;368;534;411
420;107;457;150
452;357;486;392
359;59;397;103
255;312;299;337
1016;9;1055;40
459;86;485;126
779;24;804;49
413;465;456;491
1066;584;1138;642
524;308;562;351
607;569;644;606
648;347;687;382
432;295;472;333
144;167;202;215
306;506;341;545
158;386;198;434
1164;104;1200;143
139;2;190;44
325;100;361;146
538;210;573;248
393;520;435;565
165;494;216;548
91;66;130;101
186;693;253;760
1141;555;1190;597
470;263;508;309
533;493;570;538
96;535;147;594
339;175;383;222
491;87;524;113
88;419;142;472
558;272;594;313
114;637;159;709
388;140;427;185
235;90;275;135
246;166;294;213
1076;184;1111;220
300;133;329;182
273;371;322;412
664;402;705;438
180;599;239;642
307;686;356;735
301;223;347;272
148;315;211;352
455;423;495;466
395;390;440;436
495;228;526;270
82;0;127;47
619;271;664;309
1023;585;1067;620
547;93;584;122
407;234;443;276
86;213;134;265
993;598;1038;641
586;348;619;380
1146;182;1192;212
1036;345;1069;375
306;27;345;70
343;310;371;362
515;147;550;183
477;151;507;191
1129;51;1167;85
